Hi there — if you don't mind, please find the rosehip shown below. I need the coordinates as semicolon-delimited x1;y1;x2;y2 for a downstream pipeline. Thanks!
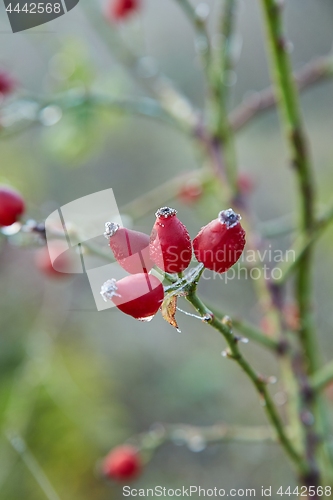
237;173;254;196
35;241;73;278
0;71;15;96
193;208;246;273
149;207;192;274
101;273;164;320
178;179;203;205
0;185;25;226
102;445;142;482
104;222;153;274
106;0;139;21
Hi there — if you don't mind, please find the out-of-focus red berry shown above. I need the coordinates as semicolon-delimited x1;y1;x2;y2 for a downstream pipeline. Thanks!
259;317;276;337
149;207;192;274
101;273;164;320
177;179;203;205
0;71;15;96
35;241;73;278
106;0;140;22
102;445;142;482
104;222;153;274
283;303;300;332
193;208;246;273
237;173;254;196
0;185;25;226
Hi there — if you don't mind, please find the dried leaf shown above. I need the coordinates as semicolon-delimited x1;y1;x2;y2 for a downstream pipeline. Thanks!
161;294;179;330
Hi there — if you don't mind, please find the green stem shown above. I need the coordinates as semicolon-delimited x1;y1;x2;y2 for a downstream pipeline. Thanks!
174;0;211;73
81;1;199;129
209;0;238;190
140;422;279;454
207;303;282;352
311;361;333;393
259;0;315;229
230;53;333;132
259;0;332;484
185;288;308;474
274;202;333;285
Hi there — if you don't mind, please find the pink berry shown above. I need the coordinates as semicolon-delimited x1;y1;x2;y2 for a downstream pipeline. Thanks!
104;222;153;274
35;241;73;278
177;179;203;205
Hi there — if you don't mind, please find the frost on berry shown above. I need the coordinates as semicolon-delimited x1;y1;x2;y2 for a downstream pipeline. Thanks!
100;279;121;302
104;221;120;239
218;208;241;229
155;207;177;219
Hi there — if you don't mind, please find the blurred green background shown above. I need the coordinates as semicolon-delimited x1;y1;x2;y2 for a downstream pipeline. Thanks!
1;0;333;498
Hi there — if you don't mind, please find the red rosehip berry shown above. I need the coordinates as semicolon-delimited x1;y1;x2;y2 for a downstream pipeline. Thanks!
104;222;153;274
102;445;142;482
149;207;192;274
177;179;203;205
0;71;15;96
0;185;25;226
106;0;139;21
101;273;164;321
35;241;73;278
237;173;254;196
193;208;246;273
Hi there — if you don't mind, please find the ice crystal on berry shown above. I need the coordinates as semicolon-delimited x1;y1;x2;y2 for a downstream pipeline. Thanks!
218;208;241;229
100;279;120;301
104;222;120;239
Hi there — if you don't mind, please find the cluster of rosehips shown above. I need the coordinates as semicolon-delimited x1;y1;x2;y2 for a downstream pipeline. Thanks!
101;206;246;320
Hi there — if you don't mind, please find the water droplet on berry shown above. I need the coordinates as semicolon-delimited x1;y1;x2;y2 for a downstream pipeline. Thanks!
1;222;21;235
137;315;155;322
